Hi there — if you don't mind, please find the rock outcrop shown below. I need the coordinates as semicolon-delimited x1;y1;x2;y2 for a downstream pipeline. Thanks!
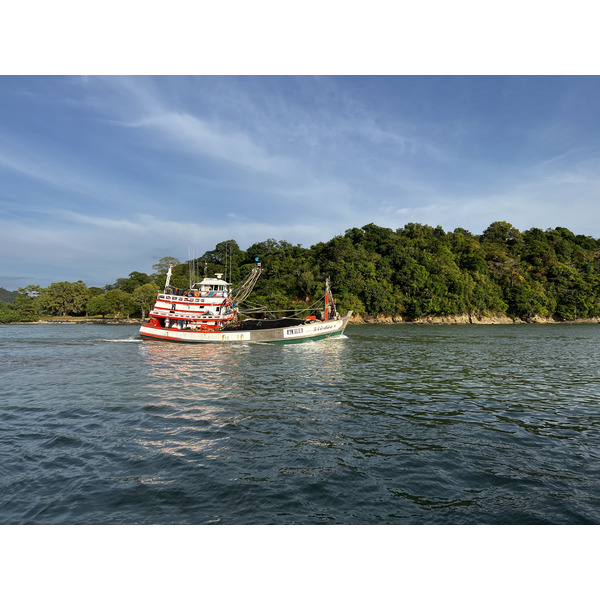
349;312;600;325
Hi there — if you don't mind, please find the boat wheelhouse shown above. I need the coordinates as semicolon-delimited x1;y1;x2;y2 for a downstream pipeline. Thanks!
149;273;236;332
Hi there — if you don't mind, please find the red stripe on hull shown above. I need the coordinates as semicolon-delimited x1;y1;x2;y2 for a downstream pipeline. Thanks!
155;301;225;308
148;313;235;323
156;296;229;307
140;330;183;342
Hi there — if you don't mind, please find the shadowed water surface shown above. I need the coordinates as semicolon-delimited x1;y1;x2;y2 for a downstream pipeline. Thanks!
1;323;600;524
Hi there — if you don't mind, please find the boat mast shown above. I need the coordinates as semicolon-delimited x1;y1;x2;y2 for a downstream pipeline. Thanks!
164;263;173;292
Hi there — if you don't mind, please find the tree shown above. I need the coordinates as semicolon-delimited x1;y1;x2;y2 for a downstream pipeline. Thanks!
152;257;181;274
86;293;112;318
13;287;42;321
105;289;135;318
17;285;43;298
132;283;159;320
38;281;90;316
108;271;152;293
481;221;520;244
0;303;20;322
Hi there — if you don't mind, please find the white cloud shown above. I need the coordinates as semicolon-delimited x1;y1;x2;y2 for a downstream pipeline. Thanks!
0;139;145;209
127;112;288;174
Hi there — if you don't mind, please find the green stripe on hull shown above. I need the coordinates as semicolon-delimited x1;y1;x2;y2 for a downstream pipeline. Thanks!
266;331;344;345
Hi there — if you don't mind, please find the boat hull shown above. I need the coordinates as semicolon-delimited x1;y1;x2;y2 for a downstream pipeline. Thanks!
139;312;352;344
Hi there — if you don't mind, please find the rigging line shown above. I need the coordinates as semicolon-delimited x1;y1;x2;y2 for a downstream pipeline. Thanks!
238;295;327;317
231;266;262;304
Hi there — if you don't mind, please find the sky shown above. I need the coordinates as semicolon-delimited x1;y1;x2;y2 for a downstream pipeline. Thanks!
2;74;600;289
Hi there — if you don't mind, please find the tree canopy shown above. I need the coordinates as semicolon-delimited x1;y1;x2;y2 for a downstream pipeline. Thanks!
2;221;600;323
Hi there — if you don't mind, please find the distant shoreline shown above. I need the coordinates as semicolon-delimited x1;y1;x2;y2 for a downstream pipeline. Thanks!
2;318;140;325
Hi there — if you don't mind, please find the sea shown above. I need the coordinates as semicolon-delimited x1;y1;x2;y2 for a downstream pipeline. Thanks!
1;322;600;526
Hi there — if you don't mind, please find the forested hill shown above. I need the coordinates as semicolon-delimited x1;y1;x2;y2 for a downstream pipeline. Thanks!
2;221;600;322
0;288;17;303
238;221;600;322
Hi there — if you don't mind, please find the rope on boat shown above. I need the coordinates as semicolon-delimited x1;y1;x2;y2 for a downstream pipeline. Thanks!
231;266;262;304
238;295;328;320
232;269;336;321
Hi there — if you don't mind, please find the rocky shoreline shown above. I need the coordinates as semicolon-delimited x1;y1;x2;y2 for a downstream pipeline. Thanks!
349;313;600;325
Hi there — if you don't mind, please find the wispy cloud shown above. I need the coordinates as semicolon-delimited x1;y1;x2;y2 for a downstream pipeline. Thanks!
126;112;289;174
0;136;146;210
385;170;600;236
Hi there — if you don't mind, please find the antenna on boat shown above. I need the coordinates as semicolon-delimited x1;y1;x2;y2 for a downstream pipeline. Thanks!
325;277;331;320
223;242;233;284
188;246;192;289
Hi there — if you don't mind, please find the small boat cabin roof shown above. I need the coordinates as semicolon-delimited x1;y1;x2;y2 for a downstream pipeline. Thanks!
192;273;231;293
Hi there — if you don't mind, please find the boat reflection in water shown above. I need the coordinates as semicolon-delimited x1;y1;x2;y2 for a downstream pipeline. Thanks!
135;336;350;460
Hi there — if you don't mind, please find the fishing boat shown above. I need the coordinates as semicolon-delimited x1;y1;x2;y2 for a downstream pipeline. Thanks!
139;263;351;344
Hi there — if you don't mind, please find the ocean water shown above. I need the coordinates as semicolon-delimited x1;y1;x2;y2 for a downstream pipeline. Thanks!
1;322;600;524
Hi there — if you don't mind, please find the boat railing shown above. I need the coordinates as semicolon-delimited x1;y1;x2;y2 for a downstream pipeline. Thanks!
159;291;228;301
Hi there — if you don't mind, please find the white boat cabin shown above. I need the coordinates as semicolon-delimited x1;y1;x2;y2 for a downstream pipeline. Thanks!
192;273;231;298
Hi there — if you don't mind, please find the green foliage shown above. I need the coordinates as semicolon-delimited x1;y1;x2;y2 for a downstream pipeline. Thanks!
6;222;600;323
107;271;152;293
482;221;520;244
132;283;160;320
86;293;113;318
12;294;41;321
152;257;181;274
200;240;245;283
38;281;90;316
305;222;600;321
104;289;135;318
85;289;136;318
0;303;20;323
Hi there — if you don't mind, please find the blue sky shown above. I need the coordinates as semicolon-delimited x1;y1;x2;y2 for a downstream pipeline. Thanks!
2;75;600;289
